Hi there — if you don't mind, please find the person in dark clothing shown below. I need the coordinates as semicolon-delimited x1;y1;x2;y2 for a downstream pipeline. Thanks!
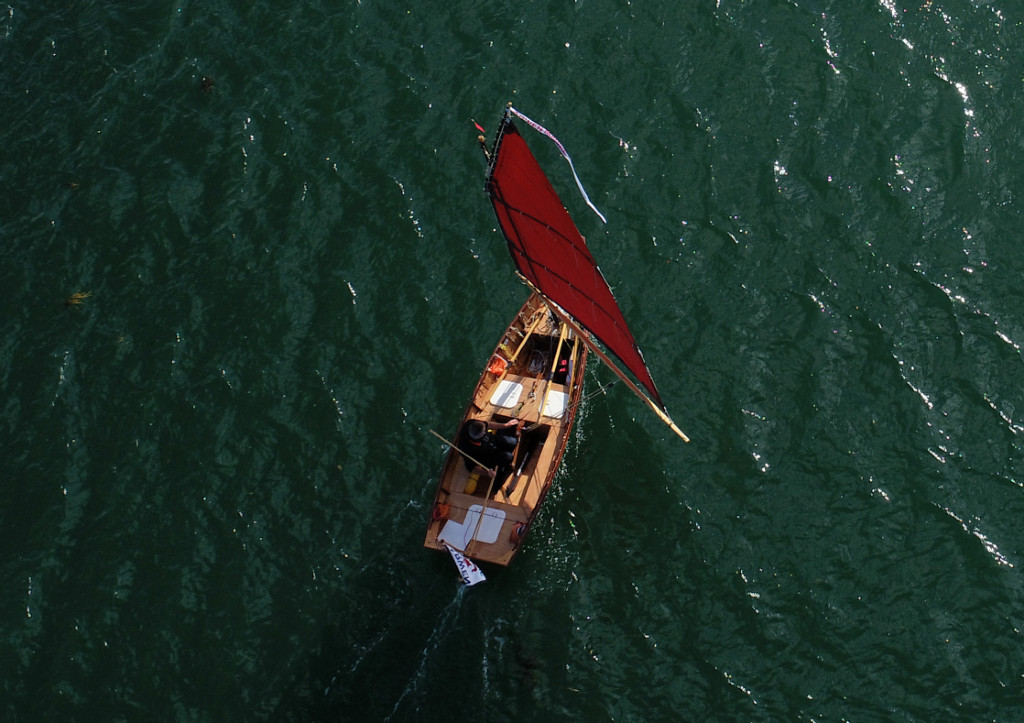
459;418;522;484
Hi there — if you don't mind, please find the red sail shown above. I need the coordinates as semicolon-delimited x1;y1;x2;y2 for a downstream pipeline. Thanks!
486;117;666;410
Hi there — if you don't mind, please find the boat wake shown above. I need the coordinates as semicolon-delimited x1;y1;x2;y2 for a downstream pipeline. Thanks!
385;586;469;720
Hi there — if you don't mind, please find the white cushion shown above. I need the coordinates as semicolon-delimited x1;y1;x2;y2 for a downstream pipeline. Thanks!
543;390;568;418
489;379;523;408
438;505;506;548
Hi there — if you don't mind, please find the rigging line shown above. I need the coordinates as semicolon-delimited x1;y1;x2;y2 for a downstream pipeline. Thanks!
533;290;659;395
573;326;688;440
506;106;608;224
525;380;619;432
526;281;686;436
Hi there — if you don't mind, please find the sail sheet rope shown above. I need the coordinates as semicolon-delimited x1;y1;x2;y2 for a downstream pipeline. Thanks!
507;106;608;225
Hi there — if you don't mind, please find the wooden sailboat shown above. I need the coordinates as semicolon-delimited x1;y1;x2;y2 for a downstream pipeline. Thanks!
424;106;688;575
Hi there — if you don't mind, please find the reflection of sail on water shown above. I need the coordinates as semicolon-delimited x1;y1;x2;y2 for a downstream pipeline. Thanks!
486;109;687;440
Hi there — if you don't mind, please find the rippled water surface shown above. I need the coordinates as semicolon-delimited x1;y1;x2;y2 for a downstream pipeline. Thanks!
3;0;1024;719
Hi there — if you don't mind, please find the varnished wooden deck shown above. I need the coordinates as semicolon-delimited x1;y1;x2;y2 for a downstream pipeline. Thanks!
424;293;587;567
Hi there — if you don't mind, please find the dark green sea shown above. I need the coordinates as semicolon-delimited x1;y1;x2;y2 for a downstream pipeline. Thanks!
4;0;1024;719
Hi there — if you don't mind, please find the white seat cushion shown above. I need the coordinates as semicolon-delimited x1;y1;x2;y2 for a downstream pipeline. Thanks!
543;390;568;418
489;379;523;408
438;505;506;548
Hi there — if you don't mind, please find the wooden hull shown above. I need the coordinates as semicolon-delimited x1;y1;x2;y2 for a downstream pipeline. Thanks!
424;293;588;567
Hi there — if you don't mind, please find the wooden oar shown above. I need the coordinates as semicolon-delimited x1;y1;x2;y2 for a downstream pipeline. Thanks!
429;429;491;472
465;469;500;557
508;308;546;363
535;322;569;424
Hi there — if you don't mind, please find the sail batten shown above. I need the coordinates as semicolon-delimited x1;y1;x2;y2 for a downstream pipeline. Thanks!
486;113;668;413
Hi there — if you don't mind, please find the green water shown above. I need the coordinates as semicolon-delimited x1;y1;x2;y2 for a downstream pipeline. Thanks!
3;0;1024;719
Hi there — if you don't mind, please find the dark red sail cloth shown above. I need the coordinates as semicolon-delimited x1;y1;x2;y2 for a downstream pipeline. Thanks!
486;117;666;411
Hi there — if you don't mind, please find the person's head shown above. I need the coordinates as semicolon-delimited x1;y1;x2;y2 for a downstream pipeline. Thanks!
467;420;487;442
